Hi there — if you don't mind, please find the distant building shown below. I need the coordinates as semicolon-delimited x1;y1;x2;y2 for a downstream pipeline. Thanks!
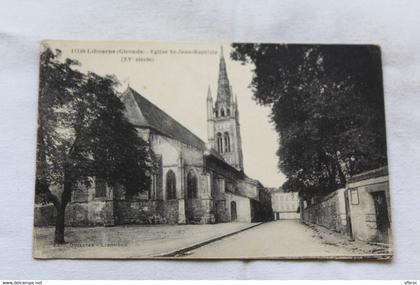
270;188;300;220
35;47;272;226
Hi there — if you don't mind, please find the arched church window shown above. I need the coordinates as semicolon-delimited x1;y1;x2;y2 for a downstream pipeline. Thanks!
224;132;230;152
166;170;176;200
215;109;218;117
216;132;223;153
226;108;230;116
187;170;198;199
220;108;225;117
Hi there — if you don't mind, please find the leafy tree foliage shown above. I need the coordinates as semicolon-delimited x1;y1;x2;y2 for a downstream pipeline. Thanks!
36;47;153;243
232;44;387;200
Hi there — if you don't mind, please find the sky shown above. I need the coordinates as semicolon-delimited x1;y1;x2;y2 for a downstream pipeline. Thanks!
45;41;286;187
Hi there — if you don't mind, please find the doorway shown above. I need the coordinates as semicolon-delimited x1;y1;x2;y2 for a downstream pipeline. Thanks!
371;191;390;243
230;201;237;222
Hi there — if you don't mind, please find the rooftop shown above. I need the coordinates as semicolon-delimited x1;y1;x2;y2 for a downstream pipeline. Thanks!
122;87;207;151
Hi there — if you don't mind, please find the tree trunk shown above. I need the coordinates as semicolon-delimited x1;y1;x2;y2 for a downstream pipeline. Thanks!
54;207;66;244
336;160;347;188
54;178;72;244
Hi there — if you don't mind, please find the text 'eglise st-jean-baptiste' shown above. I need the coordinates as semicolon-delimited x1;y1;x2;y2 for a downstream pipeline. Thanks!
71;48;218;63
70;48;218;56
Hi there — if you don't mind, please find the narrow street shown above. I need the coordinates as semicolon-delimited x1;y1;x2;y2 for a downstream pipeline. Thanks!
183;220;387;258
33;219;389;259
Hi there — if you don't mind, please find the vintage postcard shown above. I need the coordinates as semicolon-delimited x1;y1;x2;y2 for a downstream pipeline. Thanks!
33;41;392;259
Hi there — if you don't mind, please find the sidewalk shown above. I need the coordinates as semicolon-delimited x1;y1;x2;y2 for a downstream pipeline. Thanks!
33;222;260;259
304;222;391;257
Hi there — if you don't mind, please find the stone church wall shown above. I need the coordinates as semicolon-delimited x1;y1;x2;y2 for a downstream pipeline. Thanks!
214;200;229;223
114;200;159;224
157;200;180;224
180;144;204;166
185;198;213;223
226;193;252;223
237;180;259;201
152;135;180;166
113;199;180;225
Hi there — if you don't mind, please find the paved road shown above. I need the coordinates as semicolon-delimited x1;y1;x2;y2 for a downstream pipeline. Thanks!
34;219;388;259
185;220;361;258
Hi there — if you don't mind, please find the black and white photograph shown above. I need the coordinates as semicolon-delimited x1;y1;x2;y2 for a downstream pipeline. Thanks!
32;41;392;259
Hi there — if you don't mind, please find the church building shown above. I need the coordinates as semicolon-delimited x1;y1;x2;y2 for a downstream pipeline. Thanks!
34;47;273;227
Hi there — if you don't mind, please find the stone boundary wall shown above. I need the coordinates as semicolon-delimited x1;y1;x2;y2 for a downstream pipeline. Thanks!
34;200;178;226
114;200;162;225
34;201;113;227
33;204;56;226
302;188;348;235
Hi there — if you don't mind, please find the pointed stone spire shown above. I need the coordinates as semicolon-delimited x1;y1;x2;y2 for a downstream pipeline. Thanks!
206;85;215;146
121;77;130;91
207;85;212;100
216;45;232;104
207;85;214;120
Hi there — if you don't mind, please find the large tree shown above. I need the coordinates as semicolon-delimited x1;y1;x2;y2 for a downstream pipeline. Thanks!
36;47;153;244
231;44;387;199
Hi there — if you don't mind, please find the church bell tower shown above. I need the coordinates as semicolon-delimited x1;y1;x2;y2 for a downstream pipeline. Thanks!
207;46;244;171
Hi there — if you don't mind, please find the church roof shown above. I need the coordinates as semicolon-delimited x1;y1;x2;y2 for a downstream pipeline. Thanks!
121;86;264;191
122;87;207;151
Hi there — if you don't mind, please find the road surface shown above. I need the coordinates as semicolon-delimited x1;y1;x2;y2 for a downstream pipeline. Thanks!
184;220;380;258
